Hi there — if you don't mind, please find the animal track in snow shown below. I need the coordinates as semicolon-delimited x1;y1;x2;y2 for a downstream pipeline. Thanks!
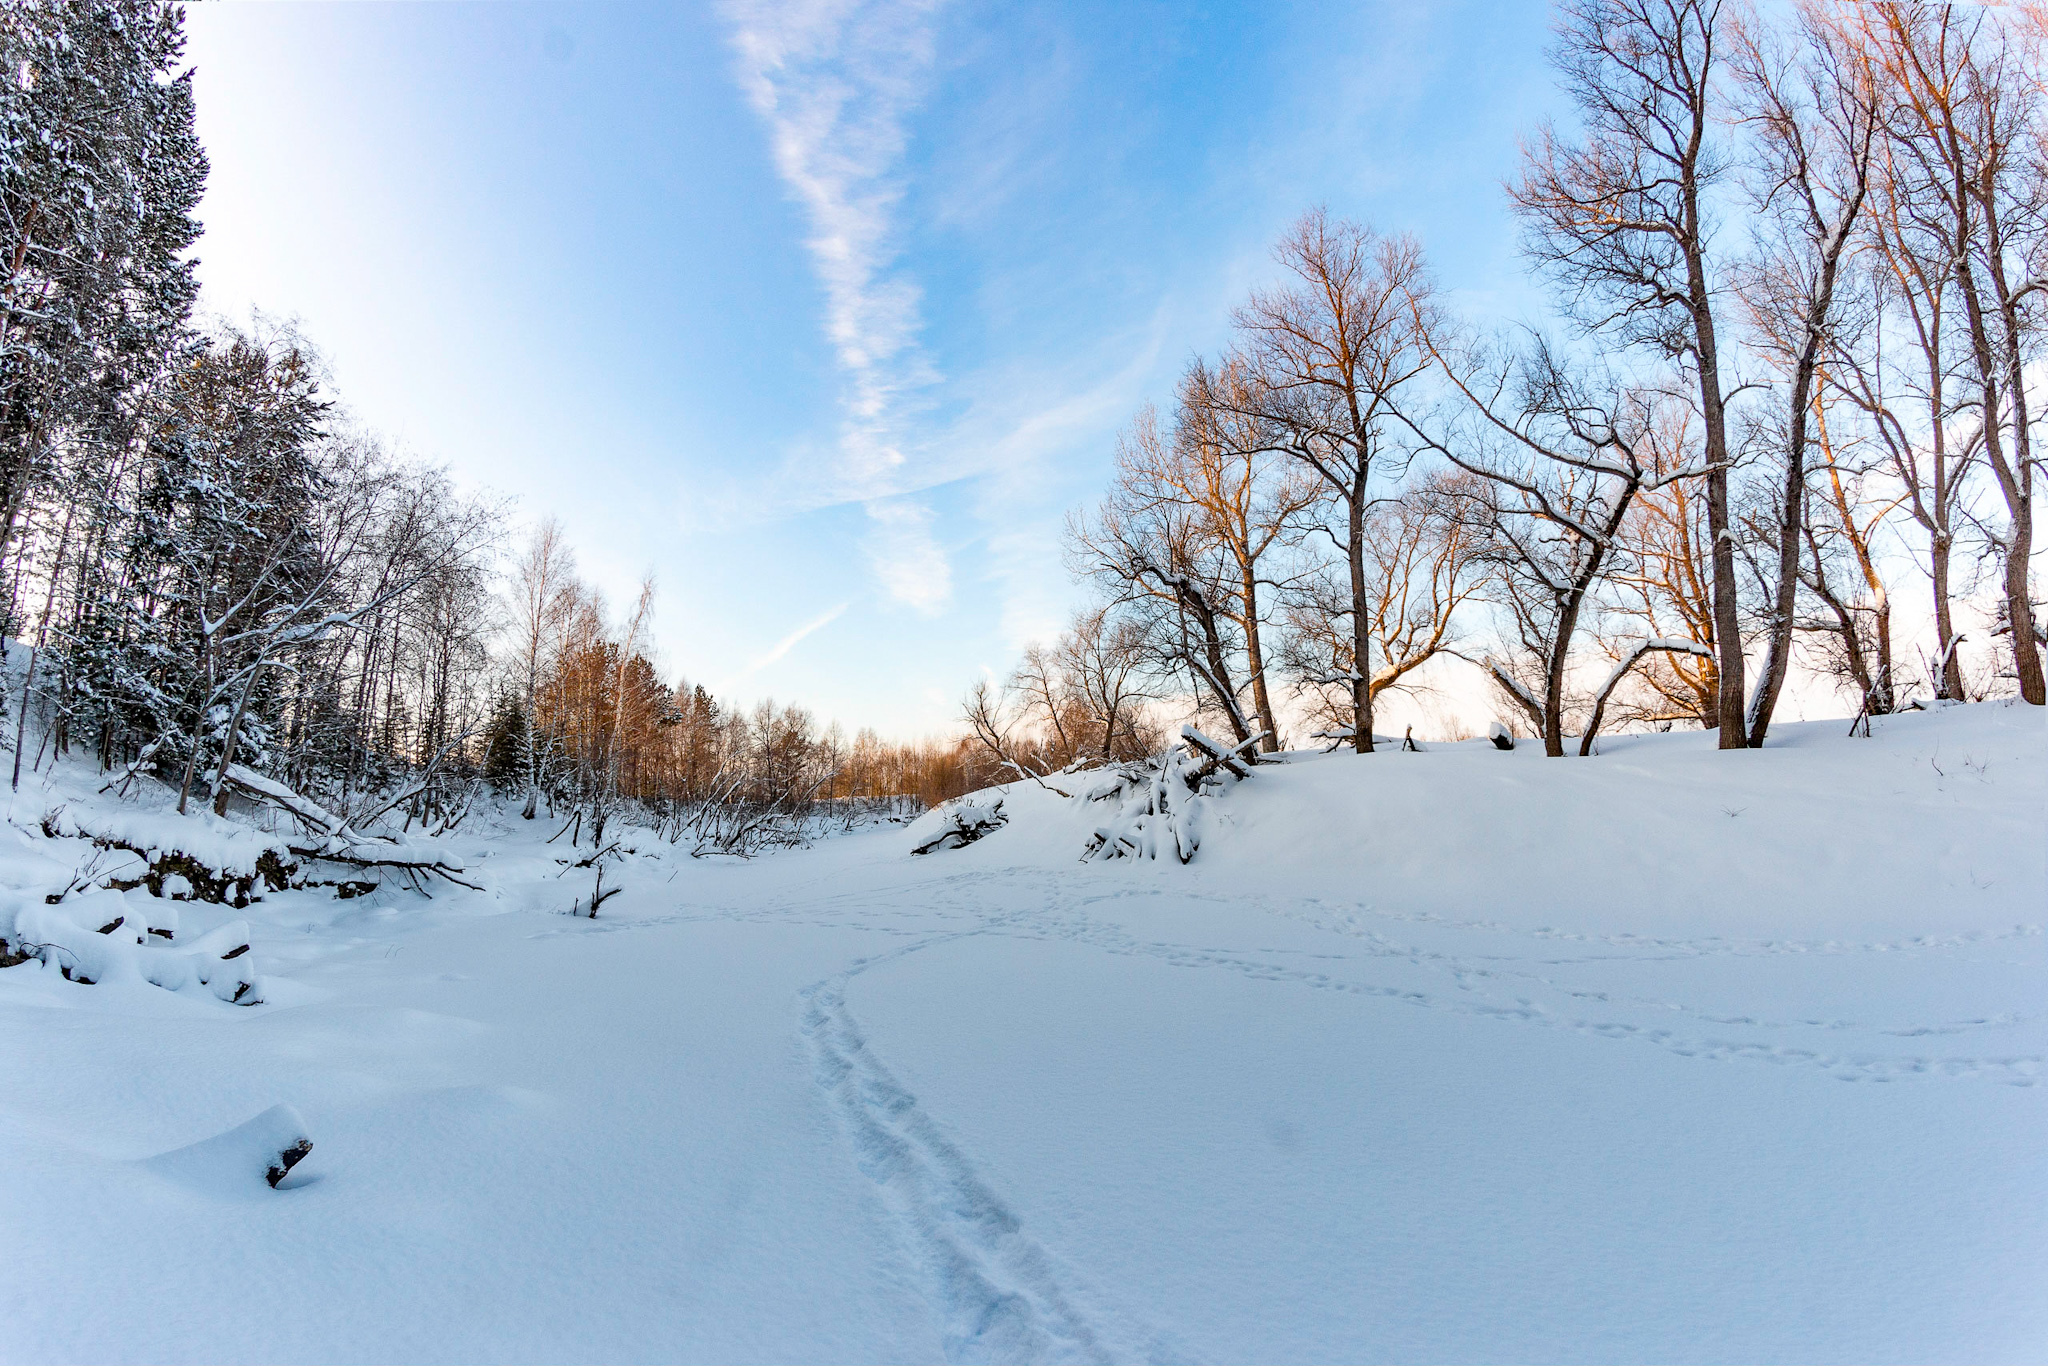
800;936;1124;1365
909;883;2042;1088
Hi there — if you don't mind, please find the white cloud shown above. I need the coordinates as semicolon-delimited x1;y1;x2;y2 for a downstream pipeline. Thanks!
744;600;852;675
861;496;950;615
722;0;953;610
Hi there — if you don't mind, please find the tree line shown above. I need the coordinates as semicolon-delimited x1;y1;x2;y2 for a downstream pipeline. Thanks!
972;0;2046;765
0;0;990;841
481;519;991;843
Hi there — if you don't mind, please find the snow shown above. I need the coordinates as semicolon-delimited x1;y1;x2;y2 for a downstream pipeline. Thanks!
148;1103;314;1194
0;703;2042;1362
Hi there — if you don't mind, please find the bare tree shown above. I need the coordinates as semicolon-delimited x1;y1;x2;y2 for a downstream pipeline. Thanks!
1832;151;1975;699
1067;409;1255;744
506;519;577;817
1409;338;1710;756
962;608;1157;782
1280;470;1485;741
1854;2;2043;703
1512;0;1749;745
1221;210;1437;753
1171;360;1318;750
1057;607;1155;761
1730;0;1881;743
1596;401;1721;725
1067;379;1312;748
1796;378;1903;714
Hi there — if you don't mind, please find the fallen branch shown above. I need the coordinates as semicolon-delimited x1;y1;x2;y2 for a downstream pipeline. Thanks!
286;842;481;892
1181;725;1266;782
911;797;1008;855
220;765;344;836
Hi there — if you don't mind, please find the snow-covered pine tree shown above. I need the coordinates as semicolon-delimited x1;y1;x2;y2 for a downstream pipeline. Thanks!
109;328;328;809
0;0;205;621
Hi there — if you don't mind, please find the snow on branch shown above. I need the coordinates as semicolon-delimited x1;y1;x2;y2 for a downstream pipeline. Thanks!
909;796;1009;856
1180;724;1265;781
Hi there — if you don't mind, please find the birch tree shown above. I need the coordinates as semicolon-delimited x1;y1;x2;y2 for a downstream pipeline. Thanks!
506;519;577;816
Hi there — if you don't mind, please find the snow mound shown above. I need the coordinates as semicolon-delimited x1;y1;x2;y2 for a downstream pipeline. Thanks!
147;1105;314;1194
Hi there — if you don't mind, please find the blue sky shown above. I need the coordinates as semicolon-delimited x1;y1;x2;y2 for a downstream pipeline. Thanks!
183;0;1559;738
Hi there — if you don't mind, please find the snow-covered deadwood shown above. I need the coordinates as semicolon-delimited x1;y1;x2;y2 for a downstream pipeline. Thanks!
2;891;262;1003
908;795;1008;855
1078;727;1262;865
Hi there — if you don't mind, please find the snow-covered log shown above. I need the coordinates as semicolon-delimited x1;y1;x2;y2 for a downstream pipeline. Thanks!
3;892;262;1003
147;1106;314;1191
45;797;475;901
46;808;296;907
1181;725;1265;781
908;796;1008;855
1488;721;1515;751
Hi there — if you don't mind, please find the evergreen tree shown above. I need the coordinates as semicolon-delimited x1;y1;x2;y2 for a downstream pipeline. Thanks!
0;0;205;608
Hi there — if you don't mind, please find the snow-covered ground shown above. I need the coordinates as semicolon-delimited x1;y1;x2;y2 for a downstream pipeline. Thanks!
2;704;2042;1364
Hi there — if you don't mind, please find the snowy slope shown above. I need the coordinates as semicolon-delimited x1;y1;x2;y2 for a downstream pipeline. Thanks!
0;703;2041;1364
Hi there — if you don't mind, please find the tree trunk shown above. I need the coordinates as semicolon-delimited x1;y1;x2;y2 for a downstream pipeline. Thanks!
1999;511;2041;703
1984;218;2045;704
1240;561;1279;753
175;646;214;816
1749;258;1846;746
211;658;268;817
1348;473;1373;754
1929;533;1963;699
1686;248;1746;746
1199;617;1250;747
1955;251;2043;704
1542;614;1574;758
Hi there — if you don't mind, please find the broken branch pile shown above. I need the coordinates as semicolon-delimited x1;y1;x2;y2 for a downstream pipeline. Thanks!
1080;727;1263;865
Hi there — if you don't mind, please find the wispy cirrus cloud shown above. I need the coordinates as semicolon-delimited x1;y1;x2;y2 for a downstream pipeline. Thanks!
721;0;951;613
861;497;949;614
743;600;851;676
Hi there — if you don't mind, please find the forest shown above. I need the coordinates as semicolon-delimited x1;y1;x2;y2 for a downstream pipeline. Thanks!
970;0;2047;773
0;0;2041;857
